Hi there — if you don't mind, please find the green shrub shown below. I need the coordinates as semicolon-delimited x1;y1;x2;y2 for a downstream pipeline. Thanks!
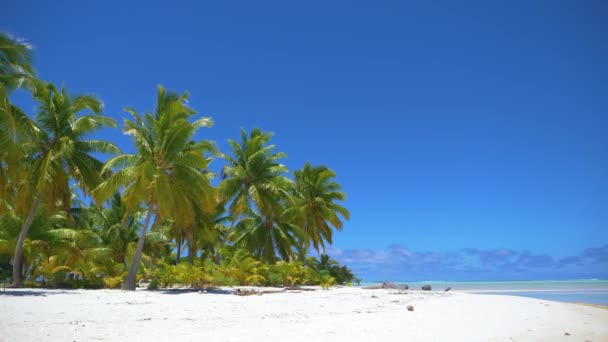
177;262;203;287
103;276;123;289
155;263;179;288
148;279;159;290
321;276;336;289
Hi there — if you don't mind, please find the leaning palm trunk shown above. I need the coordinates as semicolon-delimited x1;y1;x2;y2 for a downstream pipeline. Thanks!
11;194;42;287
122;208;154;290
188;239;195;264
176;237;182;264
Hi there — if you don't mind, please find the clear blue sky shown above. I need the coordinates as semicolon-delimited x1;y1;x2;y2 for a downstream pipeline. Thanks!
2;0;607;281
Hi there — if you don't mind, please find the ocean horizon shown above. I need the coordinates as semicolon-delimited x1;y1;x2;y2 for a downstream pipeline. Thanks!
358;279;608;305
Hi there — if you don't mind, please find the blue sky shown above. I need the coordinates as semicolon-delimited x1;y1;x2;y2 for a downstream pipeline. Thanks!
2;0;607;281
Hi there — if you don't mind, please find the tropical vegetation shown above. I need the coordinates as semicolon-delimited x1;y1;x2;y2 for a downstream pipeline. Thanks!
0;32;355;290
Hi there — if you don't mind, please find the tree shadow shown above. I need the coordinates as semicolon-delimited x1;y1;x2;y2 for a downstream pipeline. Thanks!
158;288;233;295
0;289;76;297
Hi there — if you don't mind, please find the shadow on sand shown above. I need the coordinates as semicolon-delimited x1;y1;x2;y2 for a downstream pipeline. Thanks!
0;289;77;297
159;288;233;295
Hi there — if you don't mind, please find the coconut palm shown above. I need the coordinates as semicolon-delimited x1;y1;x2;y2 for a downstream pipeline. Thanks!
0;33;36;214
219;128;293;221
92;193;142;266
93;85;215;290
230;208;303;262
0;86;37;214
0;32;35;90
1;196;108;286
0;202;51;281
0;34;35;205
184;202;230;264
292;163;350;253
219;128;299;261
9;82;118;287
313;254;339;271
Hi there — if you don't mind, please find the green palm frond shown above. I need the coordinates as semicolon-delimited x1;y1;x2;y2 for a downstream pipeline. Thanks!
291;162;350;253
0;33;35;90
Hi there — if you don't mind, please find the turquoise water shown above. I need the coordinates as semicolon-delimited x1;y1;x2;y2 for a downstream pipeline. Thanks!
358;280;608;305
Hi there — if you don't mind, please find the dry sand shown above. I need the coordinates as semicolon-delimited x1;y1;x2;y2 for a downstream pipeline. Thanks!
1;287;607;341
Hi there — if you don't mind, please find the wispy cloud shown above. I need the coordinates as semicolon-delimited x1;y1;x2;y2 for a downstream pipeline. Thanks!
323;244;608;282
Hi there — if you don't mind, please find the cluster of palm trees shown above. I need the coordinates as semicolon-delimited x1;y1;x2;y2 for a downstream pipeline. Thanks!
0;33;353;290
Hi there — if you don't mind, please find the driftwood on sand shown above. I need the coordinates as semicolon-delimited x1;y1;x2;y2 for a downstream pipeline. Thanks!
362;281;409;290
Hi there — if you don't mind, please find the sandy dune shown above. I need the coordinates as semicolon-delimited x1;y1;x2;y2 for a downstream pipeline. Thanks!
1;287;606;341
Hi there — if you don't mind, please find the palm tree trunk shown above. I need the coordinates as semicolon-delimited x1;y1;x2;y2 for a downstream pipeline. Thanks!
176;237;181;264
121;208;154;290
296;242;307;262
188;239;194;264
11;194;42;287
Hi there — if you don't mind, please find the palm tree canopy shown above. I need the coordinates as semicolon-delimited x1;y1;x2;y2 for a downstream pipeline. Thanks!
93;85;216;228
229;209;303;262
16;82;119;213
218;128;293;221
292;162;350;252
0;33;34;90
219;128;300;262
0;86;37;208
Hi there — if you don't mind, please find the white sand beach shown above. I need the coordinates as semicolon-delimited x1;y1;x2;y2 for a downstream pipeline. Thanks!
1;287;607;342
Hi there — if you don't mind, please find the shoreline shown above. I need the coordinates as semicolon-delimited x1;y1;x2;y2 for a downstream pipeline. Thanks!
356;280;608;306
1;287;607;341
573;302;608;310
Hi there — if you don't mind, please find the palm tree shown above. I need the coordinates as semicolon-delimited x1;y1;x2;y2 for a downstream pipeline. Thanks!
1;193;108;286
93;85;215;290
0;34;37;217
292;162;350;253
0;201;50;282
195;204;230;263
219;128;298;261
313;254;339;271
9;82;118;287
0;32;35;90
179;201;228;264
0;33;36;211
85;193;169;280
230;209;303;262
219;128;293;220
0;86;36;214
91;193;142;266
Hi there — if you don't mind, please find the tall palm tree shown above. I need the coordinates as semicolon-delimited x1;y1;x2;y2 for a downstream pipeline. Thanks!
219;128;299;262
1;193;106;285
0;32;35;90
182;201;229;264
93;85;215;290
85;192;169;279
0;33;36;211
10;82;118;287
219;128;293;221
0;34;37;214
195;204;230;263
91;193;141;266
230;209;302;262
292;162;350;253
0;86;36;213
